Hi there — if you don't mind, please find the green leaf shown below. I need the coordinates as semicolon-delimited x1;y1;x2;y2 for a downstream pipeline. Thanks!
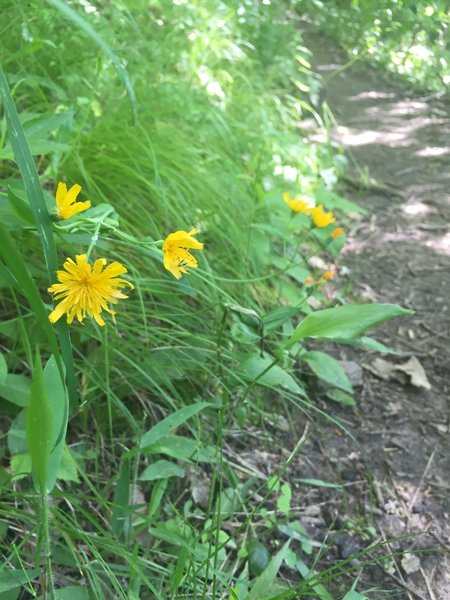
342;591;369;600
10;447;78;483
0;374;31;407
262;306;302;333
276;483;292;515
247;541;270;576
140;402;212;449
26;351;52;493
53;587;89;600
284;304;413;349
237;352;305;395
37;586;90;600
143;435;215;463
302;351;353;393
139;460;185;481
10;453;31;479
247;540;290;600
47;0;137;123
326;389;356;406
7;187;35;225
0;354;7;386
0;569;39;593
44;355;69;492
7;410;28;454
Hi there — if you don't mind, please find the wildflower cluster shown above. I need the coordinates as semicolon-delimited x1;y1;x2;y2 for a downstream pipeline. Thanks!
283;191;342;233
283;191;345;288
49;182;204;326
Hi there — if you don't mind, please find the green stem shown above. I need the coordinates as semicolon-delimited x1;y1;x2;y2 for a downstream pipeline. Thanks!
39;493;55;600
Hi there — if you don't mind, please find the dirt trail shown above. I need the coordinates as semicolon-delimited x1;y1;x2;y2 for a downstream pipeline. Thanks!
297;27;450;598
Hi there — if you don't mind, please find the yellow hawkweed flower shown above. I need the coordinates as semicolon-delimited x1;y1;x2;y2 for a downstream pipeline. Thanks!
304;276;313;286
56;182;91;220
163;229;204;280
331;227;344;239
322;270;334;281
48;254;133;326
309;205;335;228
283;192;313;214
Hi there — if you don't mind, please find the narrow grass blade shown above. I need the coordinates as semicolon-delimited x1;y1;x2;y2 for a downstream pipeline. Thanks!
0;65;77;408
46;0;137;123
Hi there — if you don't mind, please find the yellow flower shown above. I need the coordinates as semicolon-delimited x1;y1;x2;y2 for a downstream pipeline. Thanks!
331;227;344;239
304;276;313;286
48;254;133;326
163;229;204;280
309;205;335;228
56;182;91;220
322;270;334;281
283;192;313;214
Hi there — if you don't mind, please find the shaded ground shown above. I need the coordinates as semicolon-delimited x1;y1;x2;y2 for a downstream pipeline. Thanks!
288;25;450;599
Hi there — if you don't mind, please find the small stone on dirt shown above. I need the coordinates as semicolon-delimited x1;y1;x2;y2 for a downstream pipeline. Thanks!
401;553;421;574
336;533;361;559
339;360;363;387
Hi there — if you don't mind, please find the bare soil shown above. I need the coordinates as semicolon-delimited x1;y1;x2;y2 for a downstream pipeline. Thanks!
285;25;450;599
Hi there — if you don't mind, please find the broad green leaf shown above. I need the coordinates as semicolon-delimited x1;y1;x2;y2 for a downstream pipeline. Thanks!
262;306;302;332
284;304;413;348
37;586;89;600
7;410;28;454
0;569;39;593
53;587;89;600
143;435;215;463
326;389;356;406
10;447;78;483
26;351;52;493
57;447;79;482
7;187;35;225
302;351;353;393
0;374;31;407
0;354;7;385
44;355;69;492
139;460;185;481
342;591;368;600
247;541;270;576
276;483;292;515
237;353;305;395
226;304;261;328
10;453;32;479
140;402;212;449
247;540;290;600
